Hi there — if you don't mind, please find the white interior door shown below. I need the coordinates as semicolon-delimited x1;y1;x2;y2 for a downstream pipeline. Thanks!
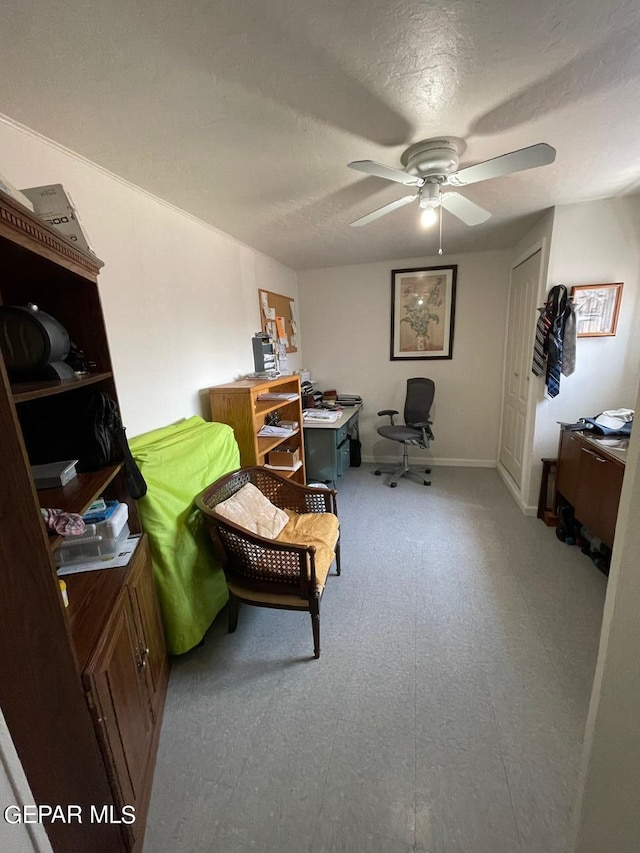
499;250;541;487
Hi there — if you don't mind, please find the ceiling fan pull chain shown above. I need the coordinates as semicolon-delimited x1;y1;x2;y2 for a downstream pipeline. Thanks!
438;205;443;255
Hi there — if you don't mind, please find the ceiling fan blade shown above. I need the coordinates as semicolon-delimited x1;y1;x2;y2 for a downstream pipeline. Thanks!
447;143;556;186
350;194;418;226
440;192;491;226
348;160;423;186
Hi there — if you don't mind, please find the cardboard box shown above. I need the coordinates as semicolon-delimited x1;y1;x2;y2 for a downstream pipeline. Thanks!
268;446;300;468
20;184;93;253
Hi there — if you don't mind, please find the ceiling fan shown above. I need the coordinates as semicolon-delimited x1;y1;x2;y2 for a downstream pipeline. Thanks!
347;137;556;228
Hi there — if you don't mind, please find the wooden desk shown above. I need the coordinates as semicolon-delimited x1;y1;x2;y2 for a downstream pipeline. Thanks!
303;404;362;483
554;429;628;548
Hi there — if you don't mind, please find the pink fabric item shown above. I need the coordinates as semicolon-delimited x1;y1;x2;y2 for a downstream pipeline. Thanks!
40;508;86;536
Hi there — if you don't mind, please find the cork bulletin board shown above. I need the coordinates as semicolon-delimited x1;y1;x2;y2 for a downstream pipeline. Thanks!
258;289;298;353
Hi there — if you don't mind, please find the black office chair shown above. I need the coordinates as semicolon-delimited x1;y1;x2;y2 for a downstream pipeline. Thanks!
374;378;435;488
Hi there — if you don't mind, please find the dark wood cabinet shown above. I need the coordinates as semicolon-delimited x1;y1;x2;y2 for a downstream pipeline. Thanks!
555;429;627;548
127;537;168;722
83;536;168;851
0;190;168;852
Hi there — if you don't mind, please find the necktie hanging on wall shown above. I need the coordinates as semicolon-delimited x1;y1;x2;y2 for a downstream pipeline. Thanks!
561;300;576;377
532;306;551;376
530;285;569;397
545;285;568;398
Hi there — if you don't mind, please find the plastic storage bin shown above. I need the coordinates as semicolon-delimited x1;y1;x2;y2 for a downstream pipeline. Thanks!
53;522;131;567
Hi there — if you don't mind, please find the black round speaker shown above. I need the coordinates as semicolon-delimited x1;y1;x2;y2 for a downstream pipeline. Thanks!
0;303;73;379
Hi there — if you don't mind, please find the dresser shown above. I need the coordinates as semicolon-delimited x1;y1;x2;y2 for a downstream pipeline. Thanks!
554;428;627;548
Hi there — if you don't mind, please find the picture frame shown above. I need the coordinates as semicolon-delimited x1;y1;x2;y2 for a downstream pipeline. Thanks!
390;265;457;360
571;282;623;337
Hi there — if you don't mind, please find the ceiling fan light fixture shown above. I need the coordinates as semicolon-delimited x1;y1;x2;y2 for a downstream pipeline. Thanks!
420;206;438;228
347;138;555;232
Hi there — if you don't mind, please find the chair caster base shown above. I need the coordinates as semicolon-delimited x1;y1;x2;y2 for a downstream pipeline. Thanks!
425;468;431;474
390;482;397;488
374;470;382;476
424;480;431;486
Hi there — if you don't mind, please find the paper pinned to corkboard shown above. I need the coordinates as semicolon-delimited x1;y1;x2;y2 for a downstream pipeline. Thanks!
258;289;297;353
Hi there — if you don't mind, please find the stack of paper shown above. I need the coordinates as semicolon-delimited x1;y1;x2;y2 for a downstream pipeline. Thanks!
303;409;340;423
256;392;299;401
258;424;296;437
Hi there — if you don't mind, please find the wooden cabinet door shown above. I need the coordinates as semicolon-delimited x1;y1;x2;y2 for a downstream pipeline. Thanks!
84;593;154;848
574;448;625;547
127;538;169;720
555;431;584;507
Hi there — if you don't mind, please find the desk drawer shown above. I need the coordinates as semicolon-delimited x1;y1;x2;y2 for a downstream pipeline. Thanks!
337;437;350;477
335;424;349;447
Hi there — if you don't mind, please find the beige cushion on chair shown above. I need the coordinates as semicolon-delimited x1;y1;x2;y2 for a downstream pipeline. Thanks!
215;482;289;538
277;510;340;588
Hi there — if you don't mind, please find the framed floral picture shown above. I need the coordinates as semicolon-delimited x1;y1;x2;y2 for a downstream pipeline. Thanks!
570;282;623;337
390;265;457;360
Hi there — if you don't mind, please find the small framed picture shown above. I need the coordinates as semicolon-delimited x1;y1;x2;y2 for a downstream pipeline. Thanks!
571;283;623;337
390;265;457;360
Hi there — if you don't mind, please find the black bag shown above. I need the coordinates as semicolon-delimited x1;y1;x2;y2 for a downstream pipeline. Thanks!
349;436;362;467
78;391;147;499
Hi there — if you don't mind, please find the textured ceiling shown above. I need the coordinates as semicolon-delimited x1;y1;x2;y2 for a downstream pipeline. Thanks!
1;0;640;270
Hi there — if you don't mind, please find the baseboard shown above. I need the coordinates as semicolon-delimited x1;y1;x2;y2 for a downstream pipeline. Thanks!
496;462;537;515
362;455;496;469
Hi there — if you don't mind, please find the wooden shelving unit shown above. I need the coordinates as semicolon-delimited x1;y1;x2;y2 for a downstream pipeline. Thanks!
12;370;114;403
208;374;306;483
0;189;168;853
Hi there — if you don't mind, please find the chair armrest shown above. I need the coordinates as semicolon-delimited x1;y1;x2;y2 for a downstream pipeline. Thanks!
377;408;399;425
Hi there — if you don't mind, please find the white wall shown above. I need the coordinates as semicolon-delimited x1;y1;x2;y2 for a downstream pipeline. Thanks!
527;197;640;506
571;377;640;852
0;116;301;437
0;710;53;853
298;250;511;465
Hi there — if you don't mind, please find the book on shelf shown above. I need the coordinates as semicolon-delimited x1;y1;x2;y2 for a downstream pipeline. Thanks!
31;459;79;489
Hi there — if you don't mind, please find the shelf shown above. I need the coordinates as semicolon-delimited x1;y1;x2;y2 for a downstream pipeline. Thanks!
255;396;300;418
209;374;306;483
264;460;303;477
12;371;113;403
257;429;300;458
40;465;121;551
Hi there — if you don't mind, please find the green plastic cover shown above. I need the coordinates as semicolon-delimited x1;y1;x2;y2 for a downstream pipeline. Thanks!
129;416;240;654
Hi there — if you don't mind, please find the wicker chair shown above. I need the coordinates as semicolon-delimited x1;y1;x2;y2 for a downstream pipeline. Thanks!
196;467;341;659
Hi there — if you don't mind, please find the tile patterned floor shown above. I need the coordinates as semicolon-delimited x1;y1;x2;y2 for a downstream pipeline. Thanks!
143;466;607;853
